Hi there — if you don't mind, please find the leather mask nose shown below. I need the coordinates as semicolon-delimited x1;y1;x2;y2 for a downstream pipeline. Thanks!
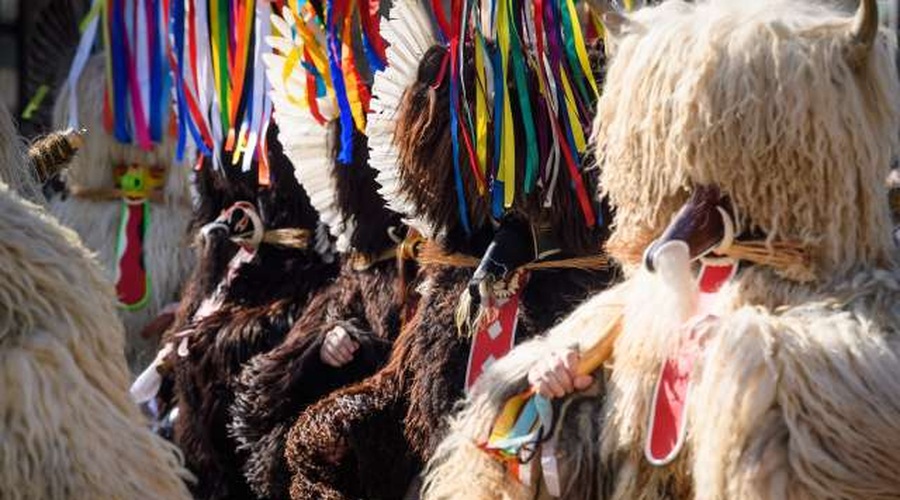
644;185;731;273
468;217;536;306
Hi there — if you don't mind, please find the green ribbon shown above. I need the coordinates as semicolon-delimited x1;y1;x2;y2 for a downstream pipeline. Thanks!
559;0;591;106
508;3;538;194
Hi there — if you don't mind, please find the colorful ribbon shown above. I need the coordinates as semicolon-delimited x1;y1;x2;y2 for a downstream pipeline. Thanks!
273;0;388;162
432;0;602;228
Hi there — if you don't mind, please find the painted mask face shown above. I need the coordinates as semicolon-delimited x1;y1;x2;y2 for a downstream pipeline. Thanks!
209;201;265;250
114;164;167;203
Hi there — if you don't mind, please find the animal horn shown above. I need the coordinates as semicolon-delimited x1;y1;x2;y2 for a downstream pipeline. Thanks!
848;0;878;65
28;128;86;182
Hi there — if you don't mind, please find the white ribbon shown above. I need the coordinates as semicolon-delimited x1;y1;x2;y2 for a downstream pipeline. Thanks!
130;341;175;404
241;1;272;172
135;0;151;132
66;0;103;130
540;435;562;497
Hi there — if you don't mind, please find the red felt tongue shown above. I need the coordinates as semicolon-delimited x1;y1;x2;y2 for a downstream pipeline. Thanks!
646;260;736;465
465;274;529;391
116;202;149;309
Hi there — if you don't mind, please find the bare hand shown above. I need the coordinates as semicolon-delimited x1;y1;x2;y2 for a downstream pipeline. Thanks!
527;349;593;399
320;326;359;367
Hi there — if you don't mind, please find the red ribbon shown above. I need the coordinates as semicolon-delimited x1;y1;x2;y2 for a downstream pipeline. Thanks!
359;0;387;65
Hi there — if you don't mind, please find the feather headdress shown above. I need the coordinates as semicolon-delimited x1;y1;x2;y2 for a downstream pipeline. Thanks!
368;0;607;251
368;0;438;232
264;1;403;252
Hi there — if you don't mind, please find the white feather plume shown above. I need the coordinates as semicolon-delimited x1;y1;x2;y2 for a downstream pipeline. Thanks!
367;0;437;224
265;7;352;251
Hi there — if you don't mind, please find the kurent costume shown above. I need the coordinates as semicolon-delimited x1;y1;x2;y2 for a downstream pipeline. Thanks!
146;128;336;500
134;130;339;499
230;5;416;497
425;1;900;499
47;10;195;371
0;102;192;500
130;2;340;497
284;1;615;498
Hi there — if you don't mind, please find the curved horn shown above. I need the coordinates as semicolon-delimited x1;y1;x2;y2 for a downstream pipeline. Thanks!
848;0;878;65
28;128;85;182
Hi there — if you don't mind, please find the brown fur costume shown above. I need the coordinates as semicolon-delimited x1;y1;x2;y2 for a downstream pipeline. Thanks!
424;1;900;499
230;119;413;499
283;10;615;497
159;127;338;500
0;103;192;499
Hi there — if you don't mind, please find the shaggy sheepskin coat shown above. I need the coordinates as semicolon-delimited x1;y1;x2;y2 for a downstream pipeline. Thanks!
49;57;194;372
160;132;338;500
231;129;413;500
0;104;192;499
424;1;900;499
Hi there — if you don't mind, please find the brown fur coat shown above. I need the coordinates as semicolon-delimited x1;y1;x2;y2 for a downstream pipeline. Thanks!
160;131;338;500
284;262;612;499
231;256;413;499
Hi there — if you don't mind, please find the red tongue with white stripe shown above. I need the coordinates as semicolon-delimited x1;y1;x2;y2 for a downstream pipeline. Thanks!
116;201;150;309
645;259;736;465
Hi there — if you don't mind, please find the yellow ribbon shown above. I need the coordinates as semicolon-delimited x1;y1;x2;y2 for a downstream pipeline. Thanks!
565;0;599;100
474;33;489;184
559;70;586;153
282;47;309;109
497;0;515;208
276;4;342;122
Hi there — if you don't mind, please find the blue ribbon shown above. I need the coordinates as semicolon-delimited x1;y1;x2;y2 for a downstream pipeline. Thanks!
111;0;132;143
148;0;163;142
171;0;187;160
491;45;504;219
450;49;471;235
325;0;354;163
361;33;386;73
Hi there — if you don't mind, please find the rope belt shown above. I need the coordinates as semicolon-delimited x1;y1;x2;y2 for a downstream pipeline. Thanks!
260;228;312;249
415;240;609;271
349;246;400;271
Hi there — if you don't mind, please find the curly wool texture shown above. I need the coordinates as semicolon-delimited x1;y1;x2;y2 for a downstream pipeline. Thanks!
285;263;611;500
0;102;41;202
231;258;403;499
49;56;195;372
0;180;191;498
427;1;900;498
596;0;899;274
168;296;312;500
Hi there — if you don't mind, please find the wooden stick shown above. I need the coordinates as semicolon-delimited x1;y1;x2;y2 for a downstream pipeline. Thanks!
575;313;624;376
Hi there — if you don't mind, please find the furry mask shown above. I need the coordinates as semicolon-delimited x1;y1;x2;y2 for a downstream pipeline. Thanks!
596;0;900;278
